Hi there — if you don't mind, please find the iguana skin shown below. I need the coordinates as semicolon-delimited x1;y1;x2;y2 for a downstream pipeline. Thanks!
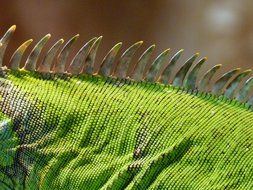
1;26;253;190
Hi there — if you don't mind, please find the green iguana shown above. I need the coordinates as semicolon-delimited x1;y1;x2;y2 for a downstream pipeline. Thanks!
0;25;253;190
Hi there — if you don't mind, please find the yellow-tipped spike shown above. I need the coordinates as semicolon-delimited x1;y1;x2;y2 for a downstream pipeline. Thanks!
83;36;103;74
114;40;143;78
38;39;64;73
132;44;156;81
68;37;97;74
0;25;17;67
54;34;79;73
10;39;33;70
24;34;51;71
99;42;122;76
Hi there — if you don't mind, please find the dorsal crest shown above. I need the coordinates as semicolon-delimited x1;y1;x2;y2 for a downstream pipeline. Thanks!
0;25;252;107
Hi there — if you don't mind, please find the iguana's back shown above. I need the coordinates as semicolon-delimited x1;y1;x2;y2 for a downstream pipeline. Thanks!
1;25;253;190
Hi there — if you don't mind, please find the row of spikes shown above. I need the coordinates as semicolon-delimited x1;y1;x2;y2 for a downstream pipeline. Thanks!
1;25;253;107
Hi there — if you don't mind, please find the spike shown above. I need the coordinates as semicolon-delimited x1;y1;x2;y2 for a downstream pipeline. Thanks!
9;39;33;70
114;41;143;78
68;37;97;75
54;34;79;73
0;25;16;67
224;69;252;99
98;42;122;76
183;57;207;90
24;34;51;71
211;68;240;96
132;45;155;81
198;64;222;92
159;49;184;84
172;53;199;87
38;39;64;73
83;36;102;74
236;77;253;102
145;49;170;82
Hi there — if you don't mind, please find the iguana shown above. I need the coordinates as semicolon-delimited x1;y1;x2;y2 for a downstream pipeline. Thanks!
0;25;253;190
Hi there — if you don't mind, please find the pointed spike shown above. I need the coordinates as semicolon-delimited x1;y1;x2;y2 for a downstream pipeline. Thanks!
211;68;240;96
24;34;51;71
236;77;253;102
224;69;252;99
145;48;170;82
172;53;199;87
83;36;102;74
68;37;97;75
114;41;143;78
0;25;16;67
9;39;33;70
132;45;155;81
159;49;184;84
183;57;207;90
98;42;122;76
38;39;64;73
198;64;222;92
54;34;79;73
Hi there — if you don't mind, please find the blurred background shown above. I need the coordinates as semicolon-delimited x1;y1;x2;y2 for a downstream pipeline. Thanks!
1;0;253;78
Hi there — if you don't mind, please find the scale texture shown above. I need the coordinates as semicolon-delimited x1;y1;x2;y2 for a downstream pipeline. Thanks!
0;26;253;189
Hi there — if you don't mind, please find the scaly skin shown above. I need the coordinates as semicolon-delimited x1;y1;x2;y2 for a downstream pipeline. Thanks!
1;25;253;189
0;70;253;189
